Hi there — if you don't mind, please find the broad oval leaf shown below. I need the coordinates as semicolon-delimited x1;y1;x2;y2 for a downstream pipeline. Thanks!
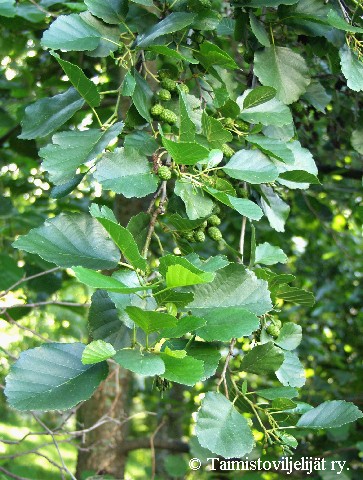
196;307;260;342
297;400;363;429
254;46;311;104
13;213;120;270
84;0;128;24
340;45;363;92
240;342;284;374
19;87;84;140
125;306;177;334
175;180;214;220
160;351;204;386
94;147;158;198
41;14;101;51
82;340;116;364
255;242;288;266
5;343;108;411
162;138;210;165
114;348;165;376
276;351;306;387
275;322;302;350
223;149;279;184
136;12;195;48
203;186;263;221
243;86;276;109
196;392;254;458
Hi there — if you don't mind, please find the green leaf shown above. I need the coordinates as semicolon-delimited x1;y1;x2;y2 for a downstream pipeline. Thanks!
162;138;209;165
255;242;288;265
4;343;108;411
203;186;263;221
160;351;204;386
271;398;297;410
73;267;153;293
240;342;284;374
179;90;196;142
249;13;271;47
327;9;363;33
201;112;233;148
41;14;101;51
246;135;295;164
260;185;290;232
13;213;120;269
175;180;214;220
164;213;208;232
0;254;24;290
40;122;123;184
240;93;293;127
302;81;331;113
186;342;221;381
243;0;298;5
136;12;196;48
93;216;146;271
50;174;85;198
276;351;306;387
127;212;151;251
82;340;116;364
0;0;15;17
50;52;100;107
159;316;206;339
84;0;128;24
80;11;120;57
279;170;320;185
19;87;84;140
276;284;315;306
197;41;239;70
185;253;230;273
223;149;279;184
132;70;153;122
297;401;363;429
340;45;363;92
94;147;158;198
351;129;363;154
241;86;276;110
166;265;215;288
121;71;136;96
256;386;298;400
114;349;165;376
148;45;199;64
196;392;254;458
196;307;260;342
275;323;302;350
254;46;311;104
125;306;177;334
88;290;128;349
188;264;272;316
124;131;158;156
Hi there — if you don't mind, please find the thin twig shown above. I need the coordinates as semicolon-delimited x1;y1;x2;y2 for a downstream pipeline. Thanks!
143;182;167;257
0;466;31;480
217;338;236;398
0;267;60;299
150;420;166;480
5;312;52;343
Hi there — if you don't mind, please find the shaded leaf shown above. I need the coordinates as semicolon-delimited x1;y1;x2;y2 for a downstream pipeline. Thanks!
114;349;165;376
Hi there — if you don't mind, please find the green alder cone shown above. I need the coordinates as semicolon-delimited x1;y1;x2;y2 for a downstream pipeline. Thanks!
157;89;172;101
223;117;235;129
182;231;195;241
161;78;178;92
179;83;189;94
266;324;281;338
160;109;177;124
208;226;223;241
194;229;206;242
208;214;221;226
222;143;235;158
158;166;172;181
151;104;164;117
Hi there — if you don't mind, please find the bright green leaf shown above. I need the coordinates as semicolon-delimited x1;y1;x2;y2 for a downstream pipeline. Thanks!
275;323;302;350
255;242;288;265
125;306;177;334
82;340;116;364
223;149;279;184
276;351;306;387
297;401;363;429
114;348;165;376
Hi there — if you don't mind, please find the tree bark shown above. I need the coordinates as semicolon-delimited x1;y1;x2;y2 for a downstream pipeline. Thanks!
75;365;132;479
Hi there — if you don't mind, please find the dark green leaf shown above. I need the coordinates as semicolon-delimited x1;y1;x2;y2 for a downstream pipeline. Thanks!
204;186;264;221
162;138;209;165
5;343;108;411
114;349;165;376
13;213;120;269
19;87;84;140
240;342;284;374
84;0;128;24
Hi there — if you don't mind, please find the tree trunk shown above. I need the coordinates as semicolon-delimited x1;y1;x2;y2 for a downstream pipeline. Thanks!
76;365;132;479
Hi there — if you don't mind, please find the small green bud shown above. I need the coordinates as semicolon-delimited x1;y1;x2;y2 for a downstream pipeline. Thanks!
158;165;172;181
166;302;178;317
208;226;223;241
235;119;250;132
161;78;178;92
160;109;177;125
151;104;164;117
157;89;172;101
201;220;208;229
208;214;221;226
223;117;235;129
182;231;195;242
179;83;189;94
194;229;206;242
221;143;235;158
266;324;281;338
